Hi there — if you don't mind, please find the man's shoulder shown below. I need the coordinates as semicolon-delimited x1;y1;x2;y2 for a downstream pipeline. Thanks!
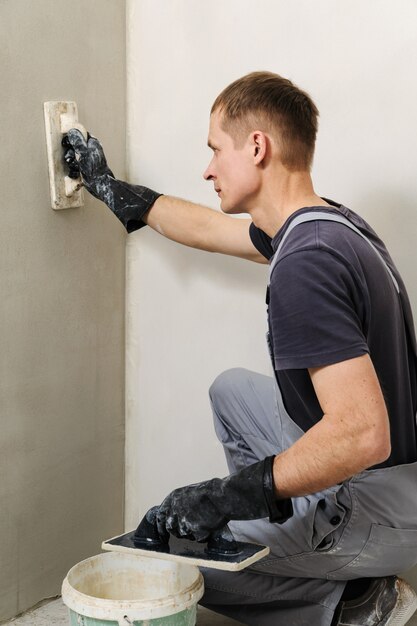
274;206;377;270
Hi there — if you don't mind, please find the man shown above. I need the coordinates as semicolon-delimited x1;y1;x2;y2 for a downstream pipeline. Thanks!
66;72;417;625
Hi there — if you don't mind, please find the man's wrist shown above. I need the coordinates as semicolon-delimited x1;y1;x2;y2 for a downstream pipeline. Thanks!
262;455;293;523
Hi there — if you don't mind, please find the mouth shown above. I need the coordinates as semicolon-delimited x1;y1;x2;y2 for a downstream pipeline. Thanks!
215;188;221;195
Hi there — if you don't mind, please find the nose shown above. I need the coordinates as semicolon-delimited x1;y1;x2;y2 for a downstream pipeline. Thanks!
203;157;215;181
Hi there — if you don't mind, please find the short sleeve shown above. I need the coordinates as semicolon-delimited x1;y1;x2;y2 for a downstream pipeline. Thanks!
270;249;369;370
249;222;273;260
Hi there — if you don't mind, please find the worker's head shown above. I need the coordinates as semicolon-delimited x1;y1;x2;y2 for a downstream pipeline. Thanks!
203;71;319;213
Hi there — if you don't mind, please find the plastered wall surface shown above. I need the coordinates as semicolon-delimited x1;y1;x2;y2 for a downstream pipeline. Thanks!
0;0;126;619
125;0;417;573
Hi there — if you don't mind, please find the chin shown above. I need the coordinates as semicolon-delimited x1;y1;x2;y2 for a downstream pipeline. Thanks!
220;200;243;215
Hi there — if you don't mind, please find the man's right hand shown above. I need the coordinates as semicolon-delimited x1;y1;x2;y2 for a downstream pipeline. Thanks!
63;129;115;201
63;129;162;233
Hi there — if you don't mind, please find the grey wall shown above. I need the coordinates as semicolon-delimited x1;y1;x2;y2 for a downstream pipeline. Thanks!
0;1;126;620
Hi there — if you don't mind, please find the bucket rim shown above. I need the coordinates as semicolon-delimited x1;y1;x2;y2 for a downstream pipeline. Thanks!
61;552;204;621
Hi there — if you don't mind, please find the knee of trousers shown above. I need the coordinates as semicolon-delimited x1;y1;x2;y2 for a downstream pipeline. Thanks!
209;367;251;413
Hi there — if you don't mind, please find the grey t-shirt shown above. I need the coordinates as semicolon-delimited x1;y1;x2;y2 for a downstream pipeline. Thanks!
250;201;417;468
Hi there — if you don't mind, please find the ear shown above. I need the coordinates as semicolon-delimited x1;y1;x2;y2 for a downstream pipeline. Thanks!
251;131;268;165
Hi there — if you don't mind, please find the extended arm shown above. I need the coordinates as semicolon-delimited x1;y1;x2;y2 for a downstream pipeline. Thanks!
65;130;267;264
143;196;267;263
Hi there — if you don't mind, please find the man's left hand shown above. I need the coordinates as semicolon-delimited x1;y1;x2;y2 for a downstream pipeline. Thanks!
156;456;294;543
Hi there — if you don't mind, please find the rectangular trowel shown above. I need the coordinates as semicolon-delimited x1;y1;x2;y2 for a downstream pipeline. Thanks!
102;506;269;571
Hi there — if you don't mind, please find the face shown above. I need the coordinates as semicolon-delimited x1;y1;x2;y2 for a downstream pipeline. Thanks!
203;111;261;214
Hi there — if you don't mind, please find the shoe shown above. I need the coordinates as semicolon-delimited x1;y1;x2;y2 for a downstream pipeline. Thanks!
335;576;417;625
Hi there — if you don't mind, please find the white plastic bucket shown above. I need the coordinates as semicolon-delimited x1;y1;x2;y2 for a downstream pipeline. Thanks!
62;552;204;626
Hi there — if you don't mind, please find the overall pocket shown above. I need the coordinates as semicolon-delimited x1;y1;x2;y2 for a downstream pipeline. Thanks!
327;523;417;580
311;499;346;551
310;483;351;552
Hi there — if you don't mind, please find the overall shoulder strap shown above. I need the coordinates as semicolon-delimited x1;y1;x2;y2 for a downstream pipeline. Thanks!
268;211;400;293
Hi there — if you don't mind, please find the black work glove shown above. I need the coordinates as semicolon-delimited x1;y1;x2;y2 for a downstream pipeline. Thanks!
63;129;162;233
156;455;293;543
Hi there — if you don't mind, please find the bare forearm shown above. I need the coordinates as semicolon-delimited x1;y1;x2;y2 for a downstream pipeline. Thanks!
142;195;220;250
273;412;390;498
142;195;266;262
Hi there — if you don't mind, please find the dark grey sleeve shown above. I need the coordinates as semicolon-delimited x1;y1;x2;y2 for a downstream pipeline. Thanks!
269;249;369;370
249;222;274;260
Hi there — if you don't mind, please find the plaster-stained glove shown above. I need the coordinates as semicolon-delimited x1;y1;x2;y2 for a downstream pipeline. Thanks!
64;129;162;233
156;455;293;543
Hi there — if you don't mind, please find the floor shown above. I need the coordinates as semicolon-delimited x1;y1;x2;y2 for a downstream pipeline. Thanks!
1;597;242;625
4;590;417;625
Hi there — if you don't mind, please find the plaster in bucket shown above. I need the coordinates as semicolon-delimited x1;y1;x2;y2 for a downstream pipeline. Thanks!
62;552;204;626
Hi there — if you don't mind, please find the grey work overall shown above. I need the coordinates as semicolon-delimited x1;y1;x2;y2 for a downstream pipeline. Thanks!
200;213;417;626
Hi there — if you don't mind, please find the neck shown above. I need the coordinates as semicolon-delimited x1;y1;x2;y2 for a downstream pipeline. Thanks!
249;169;330;238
